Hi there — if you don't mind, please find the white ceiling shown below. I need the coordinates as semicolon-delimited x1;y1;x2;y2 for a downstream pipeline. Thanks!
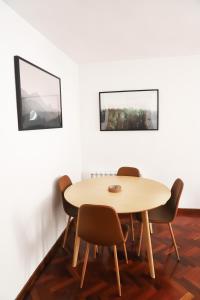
3;0;200;63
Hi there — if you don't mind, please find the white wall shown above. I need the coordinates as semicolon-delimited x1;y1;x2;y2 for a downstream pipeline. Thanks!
0;1;82;299
80;56;200;209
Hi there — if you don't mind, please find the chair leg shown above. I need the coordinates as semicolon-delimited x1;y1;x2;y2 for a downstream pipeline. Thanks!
113;245;121;297
149;223;153;234
123;242;128;264
72;231;80;267
93;245;98;258
168;223;180;261
137;223;143;256
130;213;134;241
80;243;90;288
63;216;72;249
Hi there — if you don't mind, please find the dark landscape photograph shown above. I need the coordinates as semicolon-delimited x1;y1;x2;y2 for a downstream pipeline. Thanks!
15;56;62;130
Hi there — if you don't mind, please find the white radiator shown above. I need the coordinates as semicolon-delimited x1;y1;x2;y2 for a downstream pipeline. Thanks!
90;172;116;178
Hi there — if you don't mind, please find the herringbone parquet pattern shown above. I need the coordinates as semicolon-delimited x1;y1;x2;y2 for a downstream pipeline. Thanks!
24;214;200;300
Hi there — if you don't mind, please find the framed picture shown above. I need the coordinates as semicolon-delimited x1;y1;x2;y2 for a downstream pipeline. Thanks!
14;56;62;130
99;89;159;131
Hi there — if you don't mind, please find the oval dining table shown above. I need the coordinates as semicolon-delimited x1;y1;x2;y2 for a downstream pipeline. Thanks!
64;175;171;278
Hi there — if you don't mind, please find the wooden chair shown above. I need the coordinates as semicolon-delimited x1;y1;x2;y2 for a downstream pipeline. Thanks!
77;204;129;296
137;178;184;261
117;166;140;177
117;166;141;241
58;175;78;249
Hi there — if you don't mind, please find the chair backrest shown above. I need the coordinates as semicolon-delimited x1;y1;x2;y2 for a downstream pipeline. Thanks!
58;175;78;218
58;175;72;193
167;178;184;221
77;204;125;246
117;166;140;177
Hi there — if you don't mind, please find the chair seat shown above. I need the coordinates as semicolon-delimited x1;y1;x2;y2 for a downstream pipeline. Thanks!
148;205;174;223
135;205;173;224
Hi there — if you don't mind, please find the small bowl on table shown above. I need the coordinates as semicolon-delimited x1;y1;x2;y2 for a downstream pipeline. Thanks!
108;185;121;193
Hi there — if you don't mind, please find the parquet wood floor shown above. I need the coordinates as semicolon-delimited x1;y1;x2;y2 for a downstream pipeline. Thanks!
23;214;200;300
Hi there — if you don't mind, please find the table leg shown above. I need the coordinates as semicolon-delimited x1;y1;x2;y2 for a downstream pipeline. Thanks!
141;210;155;278
72;223;80;268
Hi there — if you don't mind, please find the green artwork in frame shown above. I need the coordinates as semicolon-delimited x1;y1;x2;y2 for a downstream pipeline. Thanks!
99;89;159;131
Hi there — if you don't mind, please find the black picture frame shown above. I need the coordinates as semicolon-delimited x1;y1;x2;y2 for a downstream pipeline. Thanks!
14;56;63;131
99;89;159;131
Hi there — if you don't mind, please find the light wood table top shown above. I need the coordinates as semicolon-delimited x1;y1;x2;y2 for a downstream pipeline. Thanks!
64;176;171;214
